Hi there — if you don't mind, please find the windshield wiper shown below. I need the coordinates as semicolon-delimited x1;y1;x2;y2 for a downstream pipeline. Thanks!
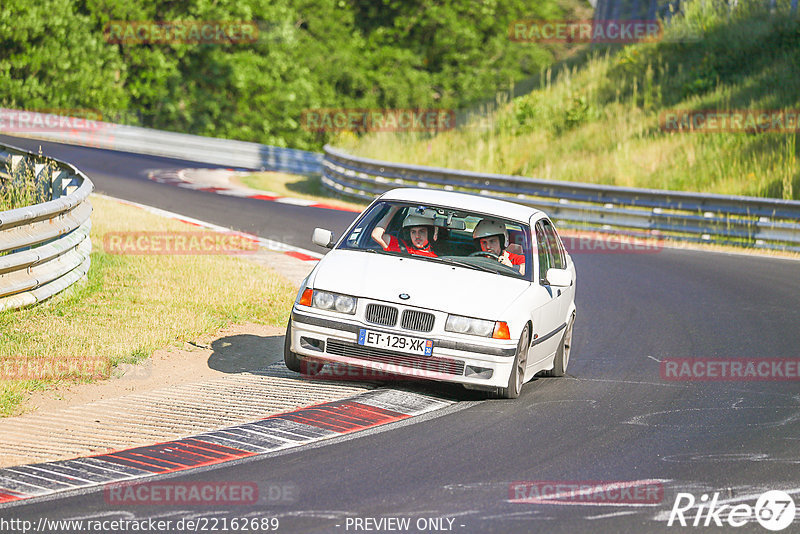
355;250;504;273
356;247;404;258
427;256;498;273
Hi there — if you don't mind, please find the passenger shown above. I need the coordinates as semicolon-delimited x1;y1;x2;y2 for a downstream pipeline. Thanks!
472;219;525;275
372;207;438;257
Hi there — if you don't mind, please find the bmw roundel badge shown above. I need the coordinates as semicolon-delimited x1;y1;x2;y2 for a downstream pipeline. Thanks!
399;293;410;300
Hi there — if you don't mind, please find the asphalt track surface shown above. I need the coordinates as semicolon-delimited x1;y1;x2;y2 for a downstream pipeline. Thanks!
1;135;799;533
0;135;356;251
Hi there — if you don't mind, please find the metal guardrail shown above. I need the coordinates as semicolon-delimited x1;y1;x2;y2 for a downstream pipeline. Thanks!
5;110;798;252
0;108;322;176
0;143;93;311
321;145;800;252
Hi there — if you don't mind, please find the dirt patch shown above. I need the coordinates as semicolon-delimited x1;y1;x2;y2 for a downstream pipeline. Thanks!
24;322;286;414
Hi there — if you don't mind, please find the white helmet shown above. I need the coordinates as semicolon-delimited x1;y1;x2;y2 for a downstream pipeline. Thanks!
473;219;508;247
403;209;436;228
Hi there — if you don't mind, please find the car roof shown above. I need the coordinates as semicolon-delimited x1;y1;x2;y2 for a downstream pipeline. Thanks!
379;188;545;224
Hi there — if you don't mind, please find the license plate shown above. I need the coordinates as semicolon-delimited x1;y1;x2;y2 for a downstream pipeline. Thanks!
358;329;433;356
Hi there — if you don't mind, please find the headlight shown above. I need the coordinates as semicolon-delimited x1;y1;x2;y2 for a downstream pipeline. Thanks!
445;314;495;337
334;294;357;314
311;290;357;315
313;291;334;309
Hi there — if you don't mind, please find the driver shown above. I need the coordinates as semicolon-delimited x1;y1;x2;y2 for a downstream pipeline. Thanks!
472;219;525;274
372;207;438;257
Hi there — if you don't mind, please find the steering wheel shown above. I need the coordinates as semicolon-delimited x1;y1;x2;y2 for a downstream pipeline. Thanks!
469;251;499;260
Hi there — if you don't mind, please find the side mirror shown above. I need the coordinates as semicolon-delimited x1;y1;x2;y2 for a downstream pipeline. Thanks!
312;228;335;249
545;268;572;287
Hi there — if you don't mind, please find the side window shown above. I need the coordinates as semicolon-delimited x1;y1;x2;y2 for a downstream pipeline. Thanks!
535;222;551;283
343;202;404;249
344;202;384;248
541;219;566;270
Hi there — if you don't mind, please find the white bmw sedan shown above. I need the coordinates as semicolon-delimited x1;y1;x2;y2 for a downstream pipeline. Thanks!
285;188;576;398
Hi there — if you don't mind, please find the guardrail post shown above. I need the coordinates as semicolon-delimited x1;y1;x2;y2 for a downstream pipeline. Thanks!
64;176;81;196
34;162;51;202
50;169;69;200
9;154;24;173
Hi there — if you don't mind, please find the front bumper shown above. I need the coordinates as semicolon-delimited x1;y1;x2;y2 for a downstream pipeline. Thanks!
289;306;517;388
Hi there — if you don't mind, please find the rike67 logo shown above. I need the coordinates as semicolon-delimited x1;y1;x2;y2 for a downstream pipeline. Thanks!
668;490;796;531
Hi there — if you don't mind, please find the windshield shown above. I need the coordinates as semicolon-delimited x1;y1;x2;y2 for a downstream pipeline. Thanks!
339;201;532;281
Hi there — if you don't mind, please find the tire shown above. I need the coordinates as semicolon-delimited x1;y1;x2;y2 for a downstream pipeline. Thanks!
284;318;322;376
495;325;530;399
544;314;574;377
283;318;303;373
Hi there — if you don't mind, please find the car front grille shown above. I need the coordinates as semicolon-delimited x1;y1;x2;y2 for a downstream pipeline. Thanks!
365;303;398;327
401;310;435;332
326;339;464;376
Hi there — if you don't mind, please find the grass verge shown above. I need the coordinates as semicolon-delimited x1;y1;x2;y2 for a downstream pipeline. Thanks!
0;194;296;417
339;4;800;200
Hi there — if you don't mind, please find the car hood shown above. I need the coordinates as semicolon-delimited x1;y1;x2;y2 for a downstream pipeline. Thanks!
310;250;528;320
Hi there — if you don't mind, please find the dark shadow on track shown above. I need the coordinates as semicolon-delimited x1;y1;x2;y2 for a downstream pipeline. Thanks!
207;334;284;373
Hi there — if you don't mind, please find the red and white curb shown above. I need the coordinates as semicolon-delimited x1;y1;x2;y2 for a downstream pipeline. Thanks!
0;389;451;506
147;168;361;213
95;193;323;262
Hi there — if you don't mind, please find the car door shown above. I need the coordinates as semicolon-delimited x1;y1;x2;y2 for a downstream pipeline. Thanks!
527;217;565;367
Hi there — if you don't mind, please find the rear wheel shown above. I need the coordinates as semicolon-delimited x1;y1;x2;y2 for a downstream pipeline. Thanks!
544;314;574;377
495;325;530;399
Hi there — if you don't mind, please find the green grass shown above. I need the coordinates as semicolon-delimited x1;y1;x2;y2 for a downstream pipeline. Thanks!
0;195;297;416
340;2;800;200
0;152;53;211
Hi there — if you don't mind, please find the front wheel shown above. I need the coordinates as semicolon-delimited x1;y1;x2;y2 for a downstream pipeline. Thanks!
543;315;574;377
495;325;530;399
284;317;322;375
283;318;302;372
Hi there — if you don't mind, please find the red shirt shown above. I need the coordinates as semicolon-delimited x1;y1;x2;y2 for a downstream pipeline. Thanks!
385;235;438;257
506;251;525;266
